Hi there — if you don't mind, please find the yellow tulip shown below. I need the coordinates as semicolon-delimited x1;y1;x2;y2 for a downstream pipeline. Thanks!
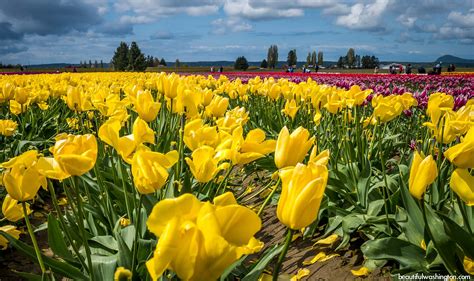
344;85;372;108
426;92;454;123
114;267;132;281
2;194;31;222
65;86;92;112
183;119;220;151
221;127;276;165
274;126;314;169
449;169;474;206
0;119;18;136
36;156;71;180
372;99;403;123
0;225;21;250
14;87;29;105
132;117;155;145
185;146;229;183
409;151;438;200
205;95;229;118
309;147;330;166
282;99;299;120
1;150;47;202
132;149;178;194
0;82;15;103
99;117;155;163
277;162;328;230
464;256;474;275
136;89;161;122
9;99;28;115
51;134;98;176
444;127;474;168
146;192;262;281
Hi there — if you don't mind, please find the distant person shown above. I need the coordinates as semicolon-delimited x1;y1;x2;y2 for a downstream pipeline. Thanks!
418;66;426;74
302;66;305;73
315;64;319;73
451;64;456;72
374;66;378;74
219;66;223;73
210;66;214;72
434;61;442;74
389;65;393;74
399;64;404;74
405;64;412;74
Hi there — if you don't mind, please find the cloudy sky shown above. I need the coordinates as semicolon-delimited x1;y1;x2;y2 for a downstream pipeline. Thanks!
1;0;473;64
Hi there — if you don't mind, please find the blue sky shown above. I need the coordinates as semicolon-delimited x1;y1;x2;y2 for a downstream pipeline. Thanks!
1;0;473;64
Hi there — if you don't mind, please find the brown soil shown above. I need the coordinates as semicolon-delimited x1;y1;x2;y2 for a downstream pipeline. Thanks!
254;205;392;280
0;216;47;280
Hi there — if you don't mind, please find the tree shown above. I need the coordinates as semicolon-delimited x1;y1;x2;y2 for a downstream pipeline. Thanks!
355;55;361;68
89;60;92;68
287;49;297;67
311;51;317;67
128;41;147;71
234;56;249;70
100;60;104;68
346;48;355;68
317;51;323;66
306;52;311;67
361;55;380;68
159;58;167;66
337;56;344;68
94;60;98;68
260;59;268;68
175;59;181;68
112;41;129;71
267;45;278;69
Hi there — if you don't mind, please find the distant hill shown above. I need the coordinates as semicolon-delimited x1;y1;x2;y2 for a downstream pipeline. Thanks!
434;55;474;66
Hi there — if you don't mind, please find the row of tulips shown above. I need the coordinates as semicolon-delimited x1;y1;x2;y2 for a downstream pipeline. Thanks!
0;72;473;280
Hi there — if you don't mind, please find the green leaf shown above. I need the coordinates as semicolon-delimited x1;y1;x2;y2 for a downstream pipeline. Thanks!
361;237;428;273
116;233;132;269
241;244;284;281
47;214;75;262
0;231;89;280
11;270;43;281
89;235;118;252
438;212;474;259
424;204;461;275
220;256;246;281
398;168;424;236
91;254;117;281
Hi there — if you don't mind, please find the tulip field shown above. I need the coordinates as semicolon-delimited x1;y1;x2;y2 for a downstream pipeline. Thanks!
1;72;474;280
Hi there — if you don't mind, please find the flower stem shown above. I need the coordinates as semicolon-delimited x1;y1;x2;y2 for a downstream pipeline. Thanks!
22;202;46;274
257;179;280;217
272;228;293;281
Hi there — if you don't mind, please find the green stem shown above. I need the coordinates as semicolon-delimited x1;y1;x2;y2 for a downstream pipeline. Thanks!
272;228;293;281
119;159;133;222
457;195;473;235
22;202;46;274
48;181;89;272
70;177;95;281
131;195;143;273
257;179;280;217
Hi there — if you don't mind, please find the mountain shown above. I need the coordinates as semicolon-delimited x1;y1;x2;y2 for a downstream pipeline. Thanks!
434;55;474;66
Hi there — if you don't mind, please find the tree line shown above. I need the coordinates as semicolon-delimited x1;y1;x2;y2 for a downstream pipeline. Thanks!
111;41;170;71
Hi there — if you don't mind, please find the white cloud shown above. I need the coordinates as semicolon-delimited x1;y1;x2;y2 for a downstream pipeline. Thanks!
335;0;390;30
447;9;474;28
120;15;154;24
114;0;221;18
212;18;252;34
397;14;417;28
